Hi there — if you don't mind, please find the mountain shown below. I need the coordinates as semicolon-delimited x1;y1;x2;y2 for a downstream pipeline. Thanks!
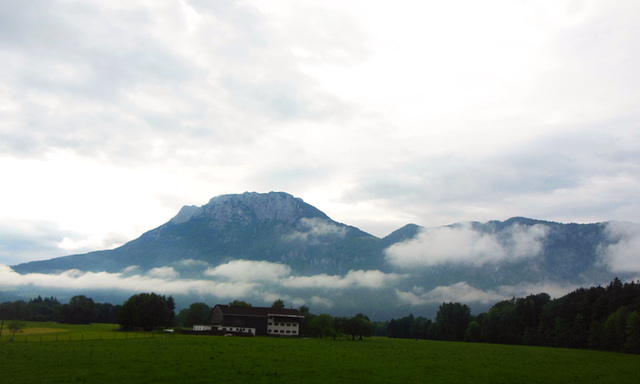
7;192;639;319
12;192;383;275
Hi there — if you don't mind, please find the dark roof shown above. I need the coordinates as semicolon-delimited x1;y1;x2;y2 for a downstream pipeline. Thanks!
214;304;304;318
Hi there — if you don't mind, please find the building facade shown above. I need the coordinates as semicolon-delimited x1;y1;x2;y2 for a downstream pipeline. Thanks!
208;304;304;336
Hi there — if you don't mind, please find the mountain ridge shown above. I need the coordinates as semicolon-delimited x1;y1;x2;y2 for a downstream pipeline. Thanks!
7;191;638;319
12;191;380;274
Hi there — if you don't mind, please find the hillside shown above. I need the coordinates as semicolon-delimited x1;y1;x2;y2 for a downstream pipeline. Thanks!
6;191;639;319
12;192;383;275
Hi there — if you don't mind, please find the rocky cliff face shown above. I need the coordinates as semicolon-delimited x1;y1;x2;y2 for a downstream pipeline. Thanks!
171;192;327;227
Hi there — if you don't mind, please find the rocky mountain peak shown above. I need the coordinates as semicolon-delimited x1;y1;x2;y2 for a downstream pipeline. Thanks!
170;191;327;226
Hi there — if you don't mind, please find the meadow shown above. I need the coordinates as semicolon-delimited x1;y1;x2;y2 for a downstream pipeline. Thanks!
1;322;638;383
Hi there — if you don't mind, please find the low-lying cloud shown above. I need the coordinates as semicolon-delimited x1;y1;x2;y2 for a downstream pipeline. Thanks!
385;223;549;268
599;221;640;273
147;266;180;280
396;280;582;306
310;296;334;308
283;269;403;289
0;264;255;298
0;260;402;307
205;260;292;281
286;217;348;241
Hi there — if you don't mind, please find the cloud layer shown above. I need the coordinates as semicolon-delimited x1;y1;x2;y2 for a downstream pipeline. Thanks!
0;264;255;298
285;217;347;241
1;1;639;264
385;223;549;268
396;280;582;306
0;260;402;311
599;221;640;273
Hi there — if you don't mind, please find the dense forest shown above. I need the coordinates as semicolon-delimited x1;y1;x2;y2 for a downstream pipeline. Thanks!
382;278;640;354
2;278;639;354
0;295;121;324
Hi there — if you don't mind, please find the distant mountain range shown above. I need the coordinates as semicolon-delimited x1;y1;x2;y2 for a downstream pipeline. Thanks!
7;191;639;319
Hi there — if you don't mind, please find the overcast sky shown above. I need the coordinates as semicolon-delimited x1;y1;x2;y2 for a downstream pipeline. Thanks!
1;0;639;265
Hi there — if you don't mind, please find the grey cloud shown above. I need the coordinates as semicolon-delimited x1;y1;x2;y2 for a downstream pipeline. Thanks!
220;76;307;120
0;0;362;169
310;296;334;308
340;124;640;226
0;219;82;264
172;259;211;268
0;1;205;162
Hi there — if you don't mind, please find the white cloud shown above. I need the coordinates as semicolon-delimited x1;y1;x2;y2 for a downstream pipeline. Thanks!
504;224;549;258
599;221;640;272
121;265;139;273
0;264;255;298
396;282;505;306
173;259;211;268
283;269;402;289
310;296;334;308
385;223;549;268
58;232;130;252
204;260;292;281
147;266;180;279
286;217;347;241
396;280;582;306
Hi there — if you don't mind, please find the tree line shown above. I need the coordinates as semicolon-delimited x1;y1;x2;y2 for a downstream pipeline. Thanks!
5;278;637;352
382;278;640;354
0;295;121;324
298;306;373;340
0;294;373;340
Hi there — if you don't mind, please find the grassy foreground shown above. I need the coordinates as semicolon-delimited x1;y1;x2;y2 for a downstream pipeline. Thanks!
0;323;638;383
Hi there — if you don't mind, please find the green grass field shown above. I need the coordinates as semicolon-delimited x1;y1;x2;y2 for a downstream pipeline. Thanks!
1;322;638;383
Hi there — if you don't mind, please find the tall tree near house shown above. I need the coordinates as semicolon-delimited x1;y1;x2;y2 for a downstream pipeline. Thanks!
344;313;372;341
64;295;97;324
271;299;285;309
310;314;335;338
118;293;174;331
432;302;472;342
228;300;251;307
298;305;313;337
167;296;176;326
625;311;640;353
183;302;211;327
